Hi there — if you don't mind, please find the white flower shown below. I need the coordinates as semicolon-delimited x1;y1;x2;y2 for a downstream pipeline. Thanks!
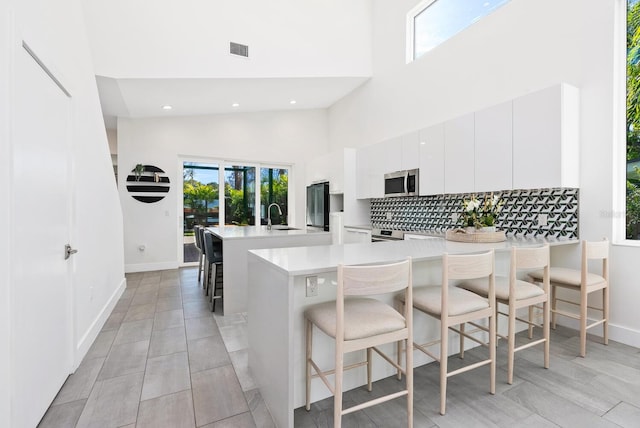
466;199;480;211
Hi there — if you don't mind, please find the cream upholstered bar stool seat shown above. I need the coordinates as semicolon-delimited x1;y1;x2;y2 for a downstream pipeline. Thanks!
305;258;414;428
396;250;496;415
528;239;609;358
459;245;550;385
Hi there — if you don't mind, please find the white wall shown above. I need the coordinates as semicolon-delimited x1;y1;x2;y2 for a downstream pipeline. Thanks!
329;0;640;346
0;0;125;424
82;0;372;79
118;109;329;272
0;3;11;426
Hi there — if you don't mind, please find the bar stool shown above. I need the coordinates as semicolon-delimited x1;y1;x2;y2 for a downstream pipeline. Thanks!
396;250;496;415
304;258;413;428
459;245;550;384
202;231;223;311
528;239;609;357
193;225;204;282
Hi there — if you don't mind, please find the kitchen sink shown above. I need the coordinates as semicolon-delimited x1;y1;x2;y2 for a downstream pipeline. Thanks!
269;226;299;231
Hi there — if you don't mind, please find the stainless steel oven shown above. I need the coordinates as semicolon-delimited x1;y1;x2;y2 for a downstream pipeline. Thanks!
384;169;419;197
371;228;405;242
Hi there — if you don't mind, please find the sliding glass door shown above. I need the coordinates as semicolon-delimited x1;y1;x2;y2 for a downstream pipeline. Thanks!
181;160;290;264
183;162;220;262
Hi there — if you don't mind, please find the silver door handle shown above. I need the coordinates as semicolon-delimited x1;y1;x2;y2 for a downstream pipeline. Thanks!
65;244;78;260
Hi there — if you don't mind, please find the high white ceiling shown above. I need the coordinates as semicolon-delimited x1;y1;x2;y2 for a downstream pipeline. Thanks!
97;76;370;129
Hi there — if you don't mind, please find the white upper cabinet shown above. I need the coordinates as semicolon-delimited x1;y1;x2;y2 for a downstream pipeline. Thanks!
474;101;513;192
512;84;579;189
305;149;345;194
352;83;579;199
444;113;475;194
401;131;420;170
356;138;401;199
381;137;403;174
418;123;445;195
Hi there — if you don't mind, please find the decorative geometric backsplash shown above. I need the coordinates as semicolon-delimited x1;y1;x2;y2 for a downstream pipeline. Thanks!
371;188;579;239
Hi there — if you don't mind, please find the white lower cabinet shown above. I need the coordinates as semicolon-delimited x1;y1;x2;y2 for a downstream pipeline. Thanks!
343;227;371;244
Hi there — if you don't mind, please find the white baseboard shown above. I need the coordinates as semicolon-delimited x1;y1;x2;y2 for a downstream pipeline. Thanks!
556;318;640;348
125;261;179;273
74;277;126;369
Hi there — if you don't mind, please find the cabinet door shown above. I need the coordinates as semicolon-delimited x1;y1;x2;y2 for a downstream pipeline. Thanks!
512;86;562;189
444;113;475;194
343;227;371;244
474;101;513;192
513;84;579;189
402;131;420;170
356;144;384;199
419;123;445;195
328;150;344;194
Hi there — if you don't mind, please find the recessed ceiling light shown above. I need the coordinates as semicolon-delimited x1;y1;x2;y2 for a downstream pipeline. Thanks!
420;141;426;145
290;100;297;105
232;103;240;107
161;105;173;110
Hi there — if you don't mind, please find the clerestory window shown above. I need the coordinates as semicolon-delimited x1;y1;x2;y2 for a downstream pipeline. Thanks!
407;0;511;63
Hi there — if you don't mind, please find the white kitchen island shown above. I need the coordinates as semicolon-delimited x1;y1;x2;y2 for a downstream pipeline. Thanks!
206;225;332;314
247;236;578;427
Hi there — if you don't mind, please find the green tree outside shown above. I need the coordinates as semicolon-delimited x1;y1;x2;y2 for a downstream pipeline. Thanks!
627;0;640;238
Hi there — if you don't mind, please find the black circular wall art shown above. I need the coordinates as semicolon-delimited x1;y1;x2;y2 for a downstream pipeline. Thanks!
126;165;170;203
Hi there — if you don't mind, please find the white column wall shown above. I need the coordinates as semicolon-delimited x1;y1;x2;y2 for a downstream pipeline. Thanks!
329;0;640;346
118;110;329;272
1;0;126;423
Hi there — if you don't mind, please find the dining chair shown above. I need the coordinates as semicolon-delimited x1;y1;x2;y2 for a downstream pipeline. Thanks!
305;258;413;428
459;245;550;384
528;239;609;357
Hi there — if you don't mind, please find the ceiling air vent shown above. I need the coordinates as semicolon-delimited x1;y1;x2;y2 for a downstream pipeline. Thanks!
230;42;249;58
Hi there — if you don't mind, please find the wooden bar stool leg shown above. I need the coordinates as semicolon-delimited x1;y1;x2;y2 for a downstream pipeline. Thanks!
305;319;312;411
459;323;465;359
580;289;588;358
551;285;557;329
406;336;413;428
334;349;344;428
507;305;516;385
528;306;534;339
489;311;496;395
439;322;448;415
366;348;372;392
603;286;609;345
543;298;550;369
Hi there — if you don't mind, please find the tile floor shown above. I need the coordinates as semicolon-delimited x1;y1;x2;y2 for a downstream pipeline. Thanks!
38;268;274;428
38;267;640;428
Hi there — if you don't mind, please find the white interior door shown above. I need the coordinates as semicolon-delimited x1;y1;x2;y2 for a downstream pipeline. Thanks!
11;41;73;427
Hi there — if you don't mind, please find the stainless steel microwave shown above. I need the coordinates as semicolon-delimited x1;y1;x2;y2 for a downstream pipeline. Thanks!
384;169;419;197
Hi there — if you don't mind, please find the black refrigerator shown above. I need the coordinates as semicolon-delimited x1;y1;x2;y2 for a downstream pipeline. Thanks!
306;182;330;231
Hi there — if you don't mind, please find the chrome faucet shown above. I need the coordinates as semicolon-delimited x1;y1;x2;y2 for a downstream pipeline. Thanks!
267;203;283;230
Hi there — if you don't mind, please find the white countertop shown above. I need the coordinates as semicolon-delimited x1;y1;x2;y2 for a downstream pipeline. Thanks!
248;236;578;276
206;225;330;240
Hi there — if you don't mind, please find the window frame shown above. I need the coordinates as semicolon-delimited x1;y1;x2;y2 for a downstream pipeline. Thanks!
616;0;640;246
406;0;511;64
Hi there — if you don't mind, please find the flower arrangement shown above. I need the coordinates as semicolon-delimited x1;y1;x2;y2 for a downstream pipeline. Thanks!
459;193;504;229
